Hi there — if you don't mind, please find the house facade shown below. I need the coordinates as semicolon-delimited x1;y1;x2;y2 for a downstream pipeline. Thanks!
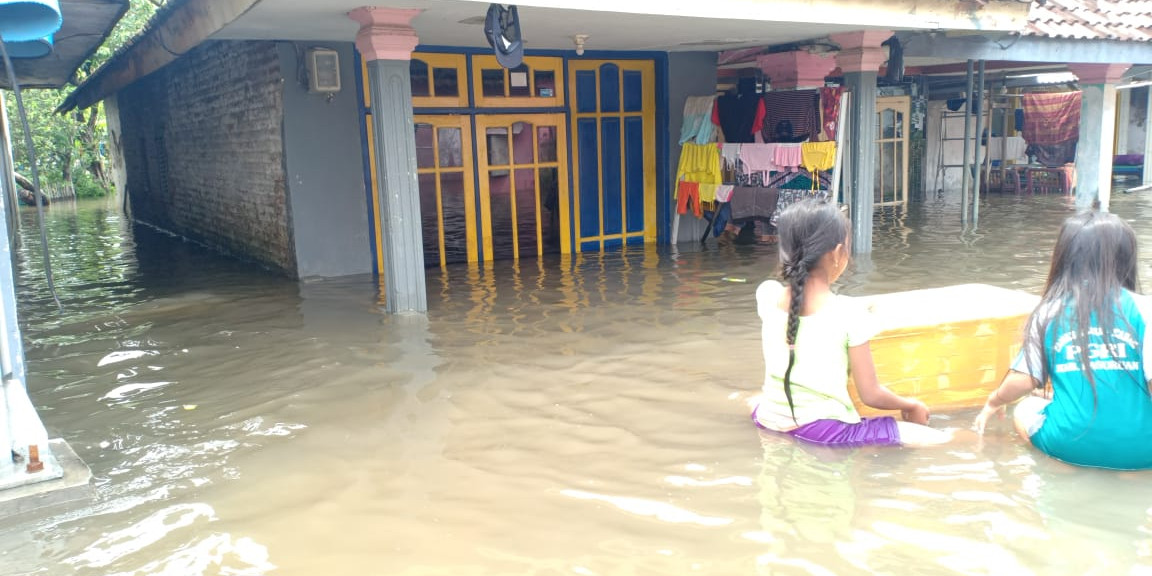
64;0;1039;312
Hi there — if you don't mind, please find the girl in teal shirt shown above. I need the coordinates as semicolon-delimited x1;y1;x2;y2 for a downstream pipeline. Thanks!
975;211;1152;470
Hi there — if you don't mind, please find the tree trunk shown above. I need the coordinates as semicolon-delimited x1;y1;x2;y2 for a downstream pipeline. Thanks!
12;172;49;206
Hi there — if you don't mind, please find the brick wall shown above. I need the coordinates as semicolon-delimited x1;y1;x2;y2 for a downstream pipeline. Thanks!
117;40;296;274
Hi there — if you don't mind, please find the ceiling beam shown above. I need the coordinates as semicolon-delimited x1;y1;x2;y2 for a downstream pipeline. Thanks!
62;0;263;111
899;32;1152;67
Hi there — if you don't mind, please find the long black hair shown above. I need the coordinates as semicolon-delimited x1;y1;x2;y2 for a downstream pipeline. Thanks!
776;198;851;421
1023;211;1141;398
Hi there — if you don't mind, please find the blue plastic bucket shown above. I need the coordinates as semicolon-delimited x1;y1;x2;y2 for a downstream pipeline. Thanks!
0;0;63;43
4;34;52;58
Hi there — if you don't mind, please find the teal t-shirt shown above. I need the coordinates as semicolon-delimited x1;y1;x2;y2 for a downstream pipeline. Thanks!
1013;290;1152;470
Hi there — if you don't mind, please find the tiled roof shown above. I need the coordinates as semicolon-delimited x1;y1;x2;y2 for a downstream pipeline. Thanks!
1023;0;1152;42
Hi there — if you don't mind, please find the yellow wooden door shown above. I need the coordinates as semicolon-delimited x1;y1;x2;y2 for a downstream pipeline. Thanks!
474;114;570;260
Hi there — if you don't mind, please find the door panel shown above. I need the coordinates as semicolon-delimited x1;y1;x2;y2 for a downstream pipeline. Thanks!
568;60;656;252
414;115;478;267
475;114;570;260
875;96;910;207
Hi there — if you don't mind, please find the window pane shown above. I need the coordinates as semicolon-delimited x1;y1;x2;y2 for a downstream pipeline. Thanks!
539;167;561;253
535;70;556;98
537;126;557;163
509;65;531;98
437;127;463;168
440;171;469;264
881;109;896;139
482;69;505;97
432;67;459;98
488;170;514;260
486;127;510;166
418;173;440;266
410;60;431;97
515;168;540;256
414;123;434;169
512;123;534;165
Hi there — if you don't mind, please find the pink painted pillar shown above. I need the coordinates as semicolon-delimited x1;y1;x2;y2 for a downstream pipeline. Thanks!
1068;63;1130;211
757;51;837;90
830;30;891;253
348;7;427;313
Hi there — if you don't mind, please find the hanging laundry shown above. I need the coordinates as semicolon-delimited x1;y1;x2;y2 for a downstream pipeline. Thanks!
766;169;831;191
729;187;781;222
739;143;778;179
699;183;720;204
679;95;719;145
677;181;702;218
715;184;735;203
773;143;803;172
1026;141;1078;168
720;143;741;171
711;202;732;237
1021;91;1081;147
676;142;723;185
818;86;844;141
714;78;762;144
759;90;820;143
772;190;830;226
676;142;723;211
801;141;836;188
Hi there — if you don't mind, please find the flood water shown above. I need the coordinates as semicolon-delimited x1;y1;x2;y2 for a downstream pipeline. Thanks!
5;189;1152;575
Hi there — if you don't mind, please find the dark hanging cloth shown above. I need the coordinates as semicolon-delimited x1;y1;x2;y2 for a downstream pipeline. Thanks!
716;87;762;144
761;90;820;143
729;187;780;222
1026;141;1078;168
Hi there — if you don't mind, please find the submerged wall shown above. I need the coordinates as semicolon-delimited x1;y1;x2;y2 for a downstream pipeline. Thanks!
667;52;719;245
117;40;296;275
277;42;372;279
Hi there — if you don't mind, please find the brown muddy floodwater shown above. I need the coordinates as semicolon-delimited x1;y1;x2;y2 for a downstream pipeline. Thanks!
4;189;1152;575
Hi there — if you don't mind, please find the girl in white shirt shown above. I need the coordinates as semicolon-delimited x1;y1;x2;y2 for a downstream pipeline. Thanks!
751;198;947;447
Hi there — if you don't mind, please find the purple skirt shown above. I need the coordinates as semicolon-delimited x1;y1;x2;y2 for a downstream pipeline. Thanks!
752;405;901;447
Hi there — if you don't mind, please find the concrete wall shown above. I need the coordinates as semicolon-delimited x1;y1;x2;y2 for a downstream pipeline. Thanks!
277;42;372;279
117;40;296;275
667;52;718;245
1122;86;1148;156
103;96;128;213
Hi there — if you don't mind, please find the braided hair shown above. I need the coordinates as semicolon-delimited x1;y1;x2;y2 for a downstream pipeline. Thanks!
776;198;851;421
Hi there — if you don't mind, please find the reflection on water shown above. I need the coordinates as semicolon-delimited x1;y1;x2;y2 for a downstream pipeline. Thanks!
3;191;1152;574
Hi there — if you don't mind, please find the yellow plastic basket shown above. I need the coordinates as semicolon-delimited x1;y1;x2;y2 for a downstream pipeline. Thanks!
849;284;1040;415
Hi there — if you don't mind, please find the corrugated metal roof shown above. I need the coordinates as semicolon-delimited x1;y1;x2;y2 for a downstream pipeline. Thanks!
1024;0;1152;42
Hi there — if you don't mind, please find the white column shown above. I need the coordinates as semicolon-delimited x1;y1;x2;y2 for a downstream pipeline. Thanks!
1117;88;1131;155
1145;86;1152;187
349;7;427;313
1070;64;1130;212
830;30;892;254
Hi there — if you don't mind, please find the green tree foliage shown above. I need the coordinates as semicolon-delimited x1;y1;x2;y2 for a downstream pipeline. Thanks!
6;0;164;198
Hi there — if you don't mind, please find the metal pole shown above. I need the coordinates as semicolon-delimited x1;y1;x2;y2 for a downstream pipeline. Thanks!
1144;83;1152;188
972;60;986;224
961;60;974;225
998;80;1009;191
830;91;850;206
